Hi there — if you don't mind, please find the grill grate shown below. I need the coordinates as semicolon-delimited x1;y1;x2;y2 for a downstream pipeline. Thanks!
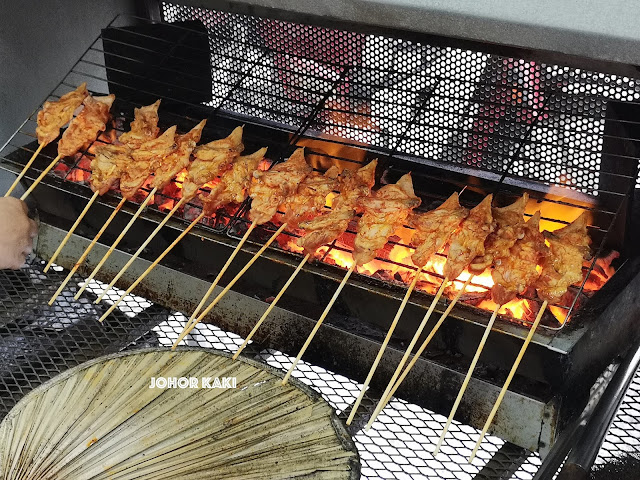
0;10;636;331
0;258;635;479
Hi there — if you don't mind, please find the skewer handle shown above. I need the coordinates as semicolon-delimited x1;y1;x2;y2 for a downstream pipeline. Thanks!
44;191;99;272
20;153;62;200
434;303;500;456
4;144;44;197
172;223;289;349
74;188;157;300
94;191;183;304
188;221;257;324
383;276;473;411
469;300;548;462
233;252;311;361
98;212;206;323
366;276;449;430
282;264;356;385
47;197;126;305
346;266;423;425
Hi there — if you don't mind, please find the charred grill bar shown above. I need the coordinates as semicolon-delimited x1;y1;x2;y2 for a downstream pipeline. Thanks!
2;3;640;477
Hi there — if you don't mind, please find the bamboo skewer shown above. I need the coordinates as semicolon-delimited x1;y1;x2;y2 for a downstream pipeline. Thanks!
381;276;473;411
98;212;206;323
469;300;548;462
172;223;289;349
189;221;257;323
434;303;501;456
74;187;157;300
365;276;449;430
94;196;188;304
48;197;126;305
44;191;100;272
346;265;424;425
233;252;311;361
4;144;45;197
20;154;62;200
282;263;356;385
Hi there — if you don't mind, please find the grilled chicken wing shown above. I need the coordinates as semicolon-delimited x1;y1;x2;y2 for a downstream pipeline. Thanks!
491;211;546;305
152;120;206;191
119;100;161;149
119;126;177;199
36;83;89;146
248;148;312;225
443;194;494;280
182;126;244;202
408;192;468;268
282;166;340;228
354;173;421;266
89;144;133;195
58;94;115;158
469;194;528;274
200;147;267;216
297;160;377;256
536;212;591;304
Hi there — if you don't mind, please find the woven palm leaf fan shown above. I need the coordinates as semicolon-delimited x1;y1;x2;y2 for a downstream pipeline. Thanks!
0;348;359;479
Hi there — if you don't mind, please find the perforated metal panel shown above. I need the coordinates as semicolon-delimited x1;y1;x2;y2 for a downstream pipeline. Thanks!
163;2;640;194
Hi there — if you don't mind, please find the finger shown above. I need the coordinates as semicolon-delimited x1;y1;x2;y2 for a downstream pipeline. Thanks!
23;244;33;257
11;253;25;270
29;219;38;239
18;199;29;215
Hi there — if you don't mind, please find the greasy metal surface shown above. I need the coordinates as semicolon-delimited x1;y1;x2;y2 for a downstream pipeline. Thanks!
36;222;554;452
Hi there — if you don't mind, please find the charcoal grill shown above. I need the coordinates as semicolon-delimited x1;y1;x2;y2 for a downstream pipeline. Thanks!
2;2;640;478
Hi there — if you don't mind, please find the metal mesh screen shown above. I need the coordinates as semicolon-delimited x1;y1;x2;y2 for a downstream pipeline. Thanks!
163;2;640;194
0;258;635;479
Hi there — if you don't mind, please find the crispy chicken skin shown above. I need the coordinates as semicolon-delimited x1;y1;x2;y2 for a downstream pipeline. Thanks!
119;126;177;199
200;147;267;216
354;173;421;266
536;212;591;304
248;148;312;225
151;120;206;190
408;192;468;268
36;83;89;146
58;95;115;158
491;211;546;305
297;160;377;256
182;126;244;201
469;194;528;274
89;144;133;195
443;194;495;280
119;100;161;149
282;166;340;228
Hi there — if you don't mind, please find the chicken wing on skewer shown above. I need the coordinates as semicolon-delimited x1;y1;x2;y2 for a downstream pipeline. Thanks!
468;194;528;274
297;160;377;256
282;166;340;228
181;126;244;202
443;194;495;280
491;211;546;306
119;126;177;199
89;144;133;196
36;83;89;146
200;147;268;216
408;192;468;268
536;212;591;304
248;148;312;225
119;100;161;149
58;94;115;158
151;120;206;191
354;173;421;266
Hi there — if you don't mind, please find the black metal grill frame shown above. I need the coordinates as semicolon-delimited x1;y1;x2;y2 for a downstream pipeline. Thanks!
1;8;638;332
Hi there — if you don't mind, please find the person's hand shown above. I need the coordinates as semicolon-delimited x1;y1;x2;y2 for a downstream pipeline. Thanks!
0;197;37;269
